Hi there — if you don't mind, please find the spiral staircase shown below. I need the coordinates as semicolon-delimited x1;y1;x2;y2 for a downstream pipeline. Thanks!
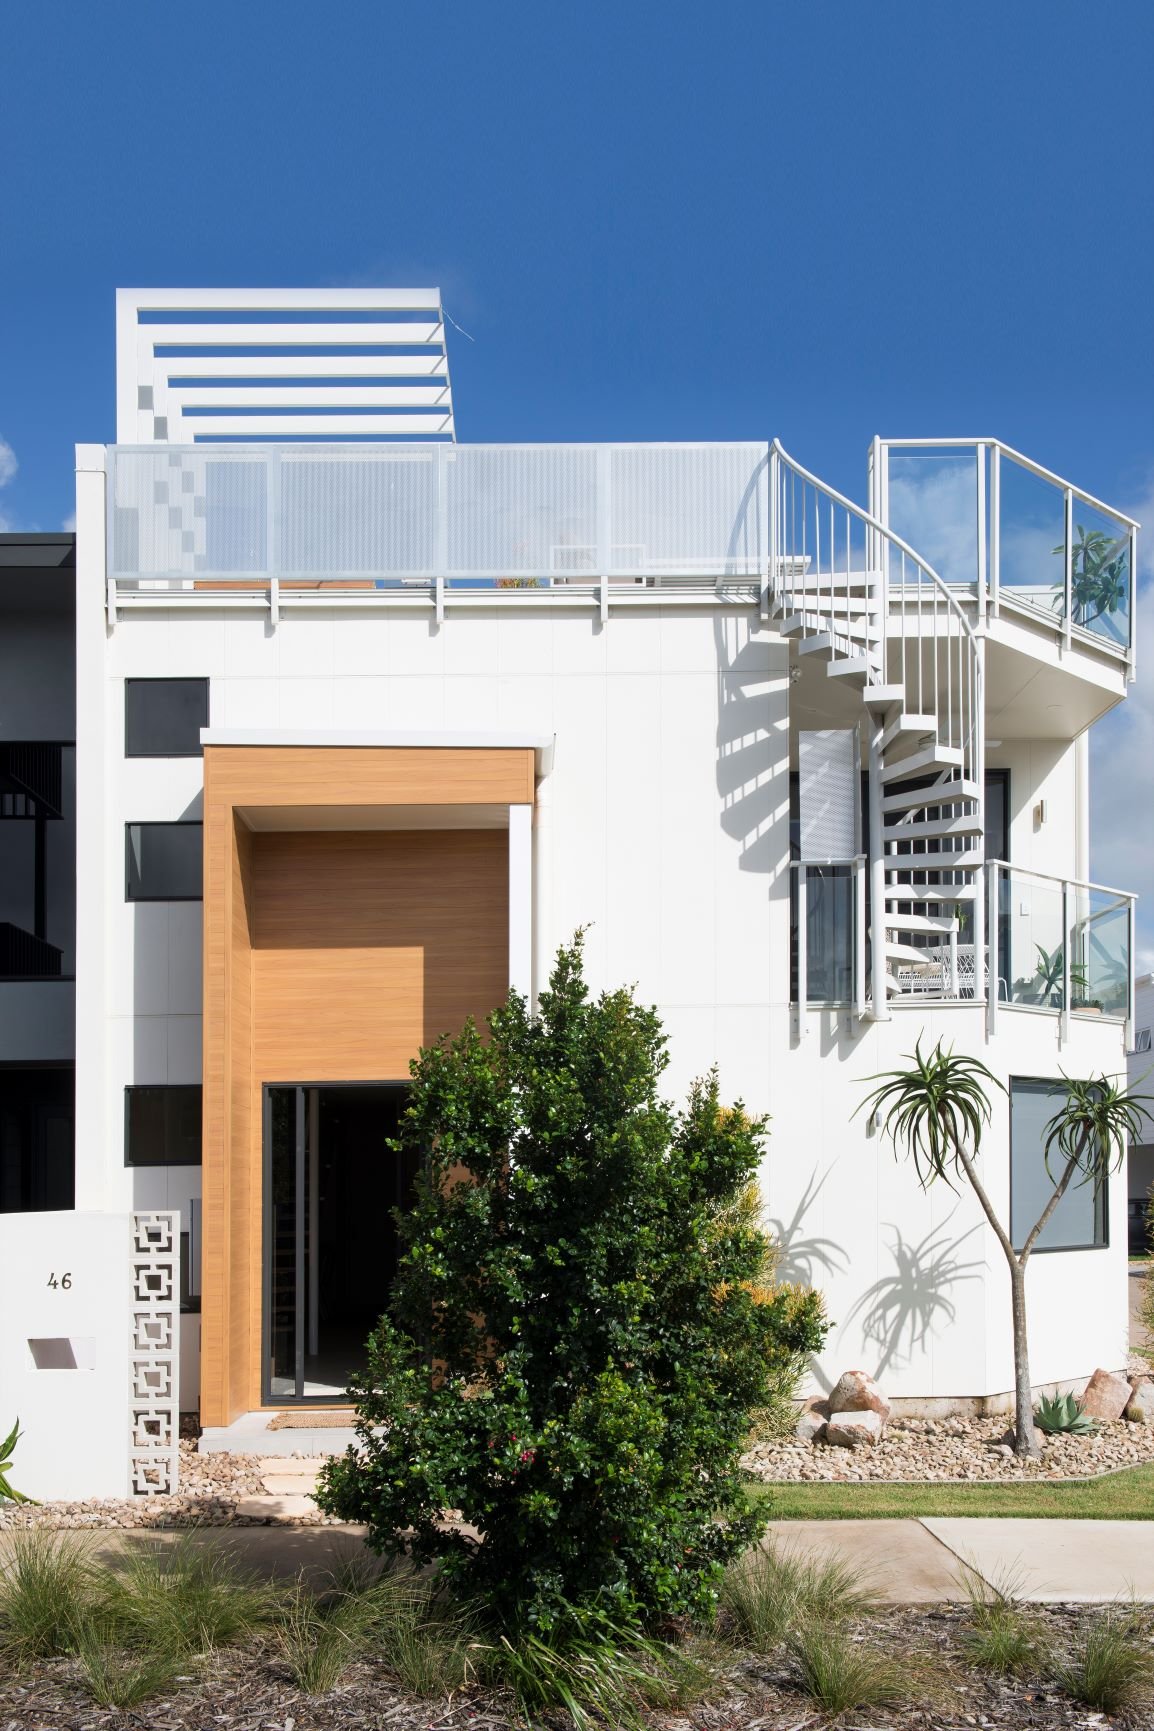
768;440;985;1011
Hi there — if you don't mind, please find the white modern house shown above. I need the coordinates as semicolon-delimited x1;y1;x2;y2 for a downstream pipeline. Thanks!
2;286;1143;1490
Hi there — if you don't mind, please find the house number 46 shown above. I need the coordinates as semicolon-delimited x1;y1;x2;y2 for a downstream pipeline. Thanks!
46;1272;72;1290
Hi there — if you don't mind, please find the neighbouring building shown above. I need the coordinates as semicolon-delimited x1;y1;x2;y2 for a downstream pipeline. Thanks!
5;287;1144;1469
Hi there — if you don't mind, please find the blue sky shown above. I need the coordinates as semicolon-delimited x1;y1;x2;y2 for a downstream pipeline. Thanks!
1;1;1152;952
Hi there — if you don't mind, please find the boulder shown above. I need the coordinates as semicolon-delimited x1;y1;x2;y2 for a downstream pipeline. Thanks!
796;1408;828;1445
827;1370;891;1424
1078;1368;1131;1423
826;1409;883;1449
1125;1381;1154;1426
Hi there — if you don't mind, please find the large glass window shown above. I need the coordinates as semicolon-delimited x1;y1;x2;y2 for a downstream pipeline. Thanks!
125;822;203;900
125;1085;202;1166
1010;1077;1106;1252
0;744;75;977
125;679;209;757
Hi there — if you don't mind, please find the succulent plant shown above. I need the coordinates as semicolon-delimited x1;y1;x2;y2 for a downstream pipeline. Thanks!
1034;1389;1097;1436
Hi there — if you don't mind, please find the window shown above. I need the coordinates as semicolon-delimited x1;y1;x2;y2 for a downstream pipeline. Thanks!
1134;1028;1152;1055
125;822;203;900
125;1086;202;1166
125;679;209;758
1010;1077;1106;1251
0;744;76;978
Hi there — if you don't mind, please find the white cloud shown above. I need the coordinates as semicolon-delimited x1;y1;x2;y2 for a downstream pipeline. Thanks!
1089;472;1154;972
61;511;76;533
0;435;15;530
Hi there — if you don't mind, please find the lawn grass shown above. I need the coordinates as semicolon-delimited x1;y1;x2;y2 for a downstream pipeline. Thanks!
752;1461;1154;1520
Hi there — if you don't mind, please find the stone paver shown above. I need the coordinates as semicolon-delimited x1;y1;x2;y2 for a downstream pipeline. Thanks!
922;1517;1154;1603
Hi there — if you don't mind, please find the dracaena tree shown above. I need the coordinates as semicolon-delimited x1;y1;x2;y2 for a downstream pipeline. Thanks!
860;1040;1151;1460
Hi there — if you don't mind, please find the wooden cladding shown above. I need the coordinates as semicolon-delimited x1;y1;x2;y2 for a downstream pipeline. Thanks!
251;830;508;1081
200;747;528;1425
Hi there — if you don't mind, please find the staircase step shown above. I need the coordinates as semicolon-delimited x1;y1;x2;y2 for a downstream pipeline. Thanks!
881;911;960;935
882;941;946;966
779;609;877;638
883;847;982;869
879;712;937;753
862;684;906;710
884;883;978;903
879;745;964;784
827;657;883;686
881;778;981;816
884;812;983;841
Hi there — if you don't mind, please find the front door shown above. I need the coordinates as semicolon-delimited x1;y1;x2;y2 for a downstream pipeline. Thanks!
262;1082;412;1404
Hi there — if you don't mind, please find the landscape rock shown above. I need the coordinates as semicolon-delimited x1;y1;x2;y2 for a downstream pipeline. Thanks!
1125;1381;1154;1425
795;1408;828;1444
826;1409;883;1449
827;1369;891;1424
1078;1367;1132;1423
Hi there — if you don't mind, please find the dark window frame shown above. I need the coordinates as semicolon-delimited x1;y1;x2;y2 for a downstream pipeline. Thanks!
125;820;204;902
124;678;210;759
124;1084;203;1167
1009;1075;1108;1254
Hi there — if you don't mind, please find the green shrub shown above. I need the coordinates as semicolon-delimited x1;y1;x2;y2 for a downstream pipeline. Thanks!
70;1613;181;1709
98;1534;277;1654
317;935;827;1632
1052;1606;1154;1715
720;1541;875;1652
0;1530;95;1663
957;1565;1046;1678
788;1619;912;1715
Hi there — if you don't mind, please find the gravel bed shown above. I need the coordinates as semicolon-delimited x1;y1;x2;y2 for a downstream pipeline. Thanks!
742;1411;1154;1483
0;1605;1145;1730
0;1441;344;1530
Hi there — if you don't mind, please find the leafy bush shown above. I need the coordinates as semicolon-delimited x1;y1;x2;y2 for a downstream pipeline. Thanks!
318;936;827;1632
0;1419;34;1505
1035;1390;1097;1436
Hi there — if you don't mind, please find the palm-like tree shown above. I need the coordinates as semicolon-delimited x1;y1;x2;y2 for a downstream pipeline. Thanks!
859;1041;1151;1459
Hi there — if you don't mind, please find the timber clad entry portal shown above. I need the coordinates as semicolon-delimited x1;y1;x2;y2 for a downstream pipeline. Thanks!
201;745;531;1426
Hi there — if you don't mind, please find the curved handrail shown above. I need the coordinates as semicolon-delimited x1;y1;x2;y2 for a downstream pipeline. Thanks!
772;437;979;648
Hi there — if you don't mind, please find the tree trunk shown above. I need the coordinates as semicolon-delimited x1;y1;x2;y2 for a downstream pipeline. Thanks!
1008;1258;1040;1459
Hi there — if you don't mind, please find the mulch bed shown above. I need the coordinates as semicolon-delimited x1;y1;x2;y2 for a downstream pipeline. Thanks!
0;1606;1141;1730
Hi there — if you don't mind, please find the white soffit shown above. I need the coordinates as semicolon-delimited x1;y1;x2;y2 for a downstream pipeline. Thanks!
116;287;454;444
201;727;555;775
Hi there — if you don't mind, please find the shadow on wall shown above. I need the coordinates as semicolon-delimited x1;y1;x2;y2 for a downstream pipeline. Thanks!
842;1217;984;1383
766;1165;849;1290
713;613;789;877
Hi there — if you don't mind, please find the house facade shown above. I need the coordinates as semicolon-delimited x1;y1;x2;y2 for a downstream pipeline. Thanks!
7;285;1141;1444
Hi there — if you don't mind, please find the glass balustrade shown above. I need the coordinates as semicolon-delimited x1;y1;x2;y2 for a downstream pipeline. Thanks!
991;862;1133;1021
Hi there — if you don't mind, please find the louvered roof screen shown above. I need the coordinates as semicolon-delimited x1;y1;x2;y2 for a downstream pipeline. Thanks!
115;288;454;444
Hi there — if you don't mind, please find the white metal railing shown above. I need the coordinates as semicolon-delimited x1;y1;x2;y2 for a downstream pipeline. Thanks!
873;438;1138;669
105;441;770;605
772;440;985;1016
791;857;867;1021
772;440;982;777
986;858;1136;1040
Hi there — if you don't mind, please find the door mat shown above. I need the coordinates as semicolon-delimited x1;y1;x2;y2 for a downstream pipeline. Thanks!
267;1410;355;1429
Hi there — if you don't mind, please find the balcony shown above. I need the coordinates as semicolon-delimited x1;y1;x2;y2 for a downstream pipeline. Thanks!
873;439;1138;664
104;442;770;611
792;857;1136;1030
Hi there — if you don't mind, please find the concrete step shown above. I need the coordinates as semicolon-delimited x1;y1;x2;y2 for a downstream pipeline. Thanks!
233;1493;321;1521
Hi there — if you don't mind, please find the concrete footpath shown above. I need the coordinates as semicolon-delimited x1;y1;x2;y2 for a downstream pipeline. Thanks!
766;1518;1154;1604
3;1518;1152;1604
